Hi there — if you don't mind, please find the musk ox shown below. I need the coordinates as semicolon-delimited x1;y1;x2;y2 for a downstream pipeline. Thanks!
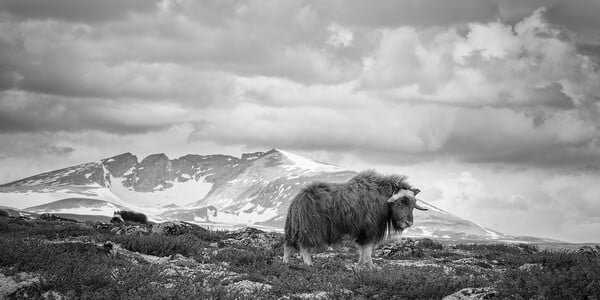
113;210;148;224
283;170;427;268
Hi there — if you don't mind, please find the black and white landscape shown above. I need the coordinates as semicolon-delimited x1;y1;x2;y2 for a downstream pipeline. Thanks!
1;1;600;299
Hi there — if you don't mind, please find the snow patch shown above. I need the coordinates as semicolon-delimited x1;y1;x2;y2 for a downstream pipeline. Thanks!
29;202;121;216
420;228;435;237
478;224;501;239
240;202;255;211
208;207;279;224
110;175;213;209
122;167;135;176
0;185;117;210
194;216;207;222
277;149;344;174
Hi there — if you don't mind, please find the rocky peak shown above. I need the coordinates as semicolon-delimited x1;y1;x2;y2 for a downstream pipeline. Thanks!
102;153;138;177
140;153;170;167
130;154;173;192
241;151;267;161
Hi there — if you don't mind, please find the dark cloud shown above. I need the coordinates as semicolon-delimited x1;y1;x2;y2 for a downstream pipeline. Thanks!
577;43;600;65
451;137;600;170
0;92;177;134
189;99;600;172
545;0;600;42
0;0;159;23
315;0;499;27
497;0;600;44
332;139;600;172
0;35;237;105
495;0;552;23
0;0;501;87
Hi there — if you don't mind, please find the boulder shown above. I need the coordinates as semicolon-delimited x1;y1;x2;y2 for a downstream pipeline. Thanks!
151;220;210;236
443;287;499;300
577;245;599;257
110;224;149;235
38;213;77;222
0;272;40;299
228;280;272;296
220;227;282;249
376;239;425;259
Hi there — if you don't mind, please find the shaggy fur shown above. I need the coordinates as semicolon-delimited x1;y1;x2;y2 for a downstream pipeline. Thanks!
114;210;147;224
284;170;416;250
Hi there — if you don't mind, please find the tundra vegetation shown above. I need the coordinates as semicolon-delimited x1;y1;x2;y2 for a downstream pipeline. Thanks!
0;215;599;299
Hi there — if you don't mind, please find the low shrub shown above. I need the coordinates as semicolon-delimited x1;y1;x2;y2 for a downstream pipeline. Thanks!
416;238;444;250
497;251;600;299
0;233;234;299
107;233;206;257
350;265;490;299
454;243;538;254
0;217;97;239
212;247;276;268
0;235;111;273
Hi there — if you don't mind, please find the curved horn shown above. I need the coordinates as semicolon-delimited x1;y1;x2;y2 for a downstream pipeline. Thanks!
414;200;428;211
387;192;401;203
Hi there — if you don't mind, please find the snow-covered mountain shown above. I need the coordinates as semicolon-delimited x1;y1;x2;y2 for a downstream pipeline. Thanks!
0;149;549;242
0;149;352;222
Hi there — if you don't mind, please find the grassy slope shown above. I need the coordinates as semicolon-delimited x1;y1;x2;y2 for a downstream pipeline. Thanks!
0;216;599;299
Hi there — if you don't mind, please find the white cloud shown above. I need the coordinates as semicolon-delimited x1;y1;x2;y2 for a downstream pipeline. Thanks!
361;8;599;111
327;23;353;48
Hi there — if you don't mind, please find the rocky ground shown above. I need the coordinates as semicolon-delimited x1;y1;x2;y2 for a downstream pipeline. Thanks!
1;215;599;299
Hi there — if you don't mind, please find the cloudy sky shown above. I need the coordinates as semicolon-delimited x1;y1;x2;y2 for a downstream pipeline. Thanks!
1;0;599;242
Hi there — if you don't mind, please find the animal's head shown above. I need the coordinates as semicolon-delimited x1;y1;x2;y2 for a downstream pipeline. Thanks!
111;211;124;223
387;186;428;231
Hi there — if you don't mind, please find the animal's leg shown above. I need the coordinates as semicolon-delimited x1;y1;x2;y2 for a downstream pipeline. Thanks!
283;244;293;263
363;243;376;268
355;243;364;264
299;246;313;265
358;243;378;269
